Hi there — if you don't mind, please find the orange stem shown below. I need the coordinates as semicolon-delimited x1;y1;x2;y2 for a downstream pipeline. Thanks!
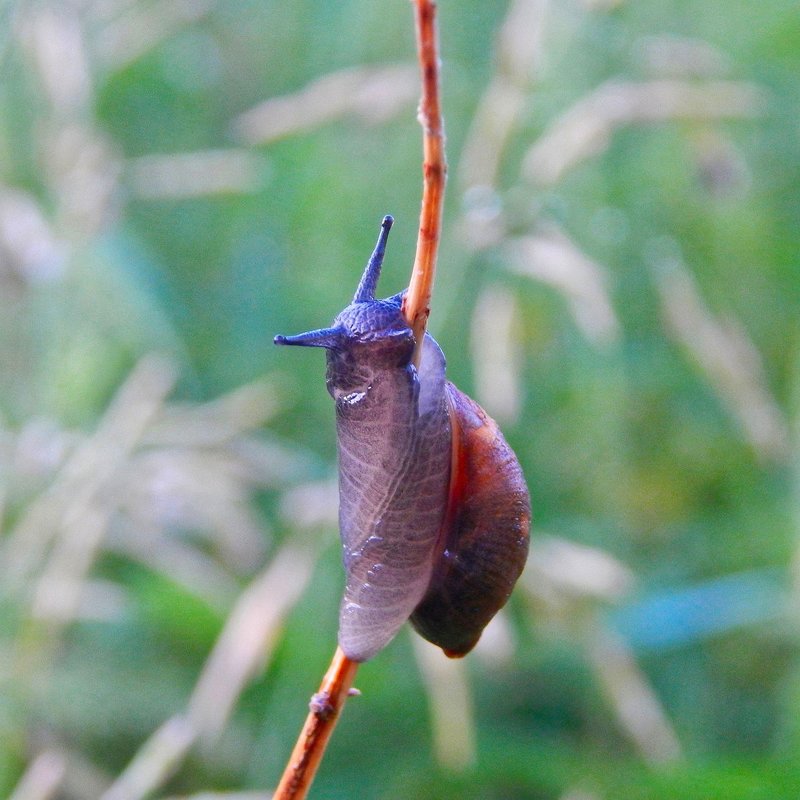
403;0;447;364
274;5;446;798
273;648;359;800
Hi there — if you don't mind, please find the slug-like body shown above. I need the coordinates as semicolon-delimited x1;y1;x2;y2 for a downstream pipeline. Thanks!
275;216;530;662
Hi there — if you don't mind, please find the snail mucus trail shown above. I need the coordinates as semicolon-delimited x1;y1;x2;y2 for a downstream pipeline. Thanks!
275;215;530;662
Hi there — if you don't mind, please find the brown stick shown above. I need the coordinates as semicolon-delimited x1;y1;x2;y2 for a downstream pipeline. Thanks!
273;5;446;798
272;648;359;800
402;0;447;363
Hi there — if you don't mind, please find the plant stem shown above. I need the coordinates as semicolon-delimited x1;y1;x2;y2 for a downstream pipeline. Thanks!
403;0;447;364
272;648;359;800
273;5;446;798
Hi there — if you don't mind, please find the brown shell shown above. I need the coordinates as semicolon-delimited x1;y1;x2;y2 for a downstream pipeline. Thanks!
409;382;531;657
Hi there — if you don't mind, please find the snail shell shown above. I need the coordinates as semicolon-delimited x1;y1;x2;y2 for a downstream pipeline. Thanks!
275;216;531;661
409;383;531;657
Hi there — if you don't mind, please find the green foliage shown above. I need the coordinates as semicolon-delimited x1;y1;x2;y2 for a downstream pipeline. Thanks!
1;0;799;798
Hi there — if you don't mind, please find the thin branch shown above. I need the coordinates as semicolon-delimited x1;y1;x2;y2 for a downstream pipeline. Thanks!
272;5;447;798
272;648;359;800
402;0;447;363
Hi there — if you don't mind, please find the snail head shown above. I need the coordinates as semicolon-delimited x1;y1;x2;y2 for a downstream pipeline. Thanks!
274;215;413;357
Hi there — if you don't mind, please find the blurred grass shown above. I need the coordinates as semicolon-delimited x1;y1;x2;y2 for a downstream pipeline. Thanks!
1;0;799;798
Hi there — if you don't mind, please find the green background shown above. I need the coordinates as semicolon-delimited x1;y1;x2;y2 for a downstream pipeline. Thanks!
1;0;799;797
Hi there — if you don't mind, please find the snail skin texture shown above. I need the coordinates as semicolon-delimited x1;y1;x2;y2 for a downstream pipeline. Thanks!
275;216;530;662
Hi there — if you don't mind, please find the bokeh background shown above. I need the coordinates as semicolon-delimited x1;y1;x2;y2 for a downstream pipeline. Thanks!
1;0;799;798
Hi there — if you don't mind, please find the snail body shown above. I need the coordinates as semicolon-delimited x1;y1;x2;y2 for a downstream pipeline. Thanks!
275;216;530;662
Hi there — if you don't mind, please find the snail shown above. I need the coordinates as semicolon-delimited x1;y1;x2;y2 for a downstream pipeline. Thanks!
275;216;530;662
